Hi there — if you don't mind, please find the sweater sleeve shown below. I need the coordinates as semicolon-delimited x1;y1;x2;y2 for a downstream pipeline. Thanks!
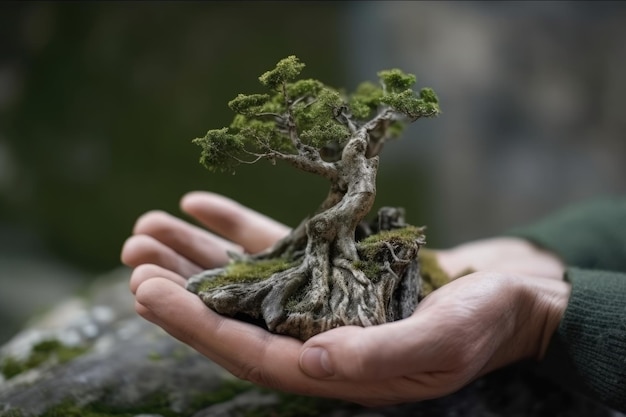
508;197;626;412
508;197;626;271
550;267;626;412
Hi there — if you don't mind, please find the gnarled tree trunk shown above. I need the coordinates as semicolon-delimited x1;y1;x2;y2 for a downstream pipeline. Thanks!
187;132;423;341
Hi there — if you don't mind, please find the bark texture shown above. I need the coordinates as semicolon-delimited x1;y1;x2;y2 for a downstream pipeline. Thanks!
187;207;423;341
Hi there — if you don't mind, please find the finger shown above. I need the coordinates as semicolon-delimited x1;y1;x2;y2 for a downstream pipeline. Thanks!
132;210;240;268
180;191;290;254
300;316;457;385
129;263;186;294
134;277;368;398
300;273;524;391
121;234;203;278
136;277;450;404
135;277;306;388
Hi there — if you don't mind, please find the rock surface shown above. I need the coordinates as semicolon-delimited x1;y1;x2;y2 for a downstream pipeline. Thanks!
1;269;624;417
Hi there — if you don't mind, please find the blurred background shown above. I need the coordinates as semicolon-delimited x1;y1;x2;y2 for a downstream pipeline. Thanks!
1;1;625;343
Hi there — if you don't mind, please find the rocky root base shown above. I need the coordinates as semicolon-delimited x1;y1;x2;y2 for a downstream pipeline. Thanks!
187;208;425;341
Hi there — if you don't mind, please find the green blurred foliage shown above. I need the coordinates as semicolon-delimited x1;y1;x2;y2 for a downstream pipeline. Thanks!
1;2;351;273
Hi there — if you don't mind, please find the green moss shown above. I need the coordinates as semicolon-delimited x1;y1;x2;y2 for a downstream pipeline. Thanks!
190;378;255;408
1;410;25;417
35;395;170;417
197;258;296;292
357;226;425;261
417;249;474;298
353;226;426;282
0;339;89;380
352;259;383;281
284;281;312;313
4;384;245;417
0;379;356;417
418;248;451;297
40;400;131;417
243;389;353;417
1;356;26;380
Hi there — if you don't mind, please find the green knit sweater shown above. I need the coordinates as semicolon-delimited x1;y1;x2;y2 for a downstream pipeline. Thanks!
510;197;626;412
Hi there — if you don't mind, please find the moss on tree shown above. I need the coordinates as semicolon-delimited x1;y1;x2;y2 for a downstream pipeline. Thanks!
187;56;441;340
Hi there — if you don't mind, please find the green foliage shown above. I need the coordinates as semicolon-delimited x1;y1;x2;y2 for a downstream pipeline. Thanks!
376;69;439;120
294;88;350;147
378;69;416;92
420;87;439;103
300;121;349;148
228;93;271;115
192;128;245;173
380;89;439;120
259;55;306;90
194;56;439;174
286;78;324;98
349;81;384;119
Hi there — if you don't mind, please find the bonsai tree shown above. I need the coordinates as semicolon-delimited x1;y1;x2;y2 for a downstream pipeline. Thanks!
187;56;440;340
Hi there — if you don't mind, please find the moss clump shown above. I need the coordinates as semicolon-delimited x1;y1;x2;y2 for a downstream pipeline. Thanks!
197;258;296;292
357;225;425;261
1;357;25;380
243;389;354;417
37;393;173;417
355;226;425;281
1;408;25;417
352;259;383;281
418;248;451;297
2;380;256;417
0;339;89;380
190;378;255;409
284;281;312;313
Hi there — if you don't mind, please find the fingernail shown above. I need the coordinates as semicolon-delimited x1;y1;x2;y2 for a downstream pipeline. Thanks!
300;347;333;378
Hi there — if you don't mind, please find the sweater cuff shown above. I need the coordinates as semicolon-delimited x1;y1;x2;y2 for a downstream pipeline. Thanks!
542;267;626;412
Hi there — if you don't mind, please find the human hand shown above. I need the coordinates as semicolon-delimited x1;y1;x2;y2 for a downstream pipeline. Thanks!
436;237;566;281
122;192;570;406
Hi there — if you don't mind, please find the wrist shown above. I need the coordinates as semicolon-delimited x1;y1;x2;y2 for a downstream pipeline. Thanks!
517;276;571;360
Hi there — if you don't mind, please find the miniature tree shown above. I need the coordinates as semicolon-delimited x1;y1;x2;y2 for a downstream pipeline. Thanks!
187;56;440;340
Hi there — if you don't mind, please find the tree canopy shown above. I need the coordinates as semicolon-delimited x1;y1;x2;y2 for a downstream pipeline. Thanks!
193;55;439;174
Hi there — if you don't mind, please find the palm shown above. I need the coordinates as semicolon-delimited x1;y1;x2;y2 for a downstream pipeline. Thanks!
122;191;568;406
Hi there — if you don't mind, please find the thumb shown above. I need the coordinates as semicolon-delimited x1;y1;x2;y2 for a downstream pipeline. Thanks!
299;320;436;381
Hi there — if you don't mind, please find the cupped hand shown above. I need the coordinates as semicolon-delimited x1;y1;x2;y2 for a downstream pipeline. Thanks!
121;191;570;406
436;237;566;281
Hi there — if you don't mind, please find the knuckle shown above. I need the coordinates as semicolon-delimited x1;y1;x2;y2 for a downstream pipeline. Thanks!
129;264;161;294
232;364;277;389
121;234;159;267
339;338;373;381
